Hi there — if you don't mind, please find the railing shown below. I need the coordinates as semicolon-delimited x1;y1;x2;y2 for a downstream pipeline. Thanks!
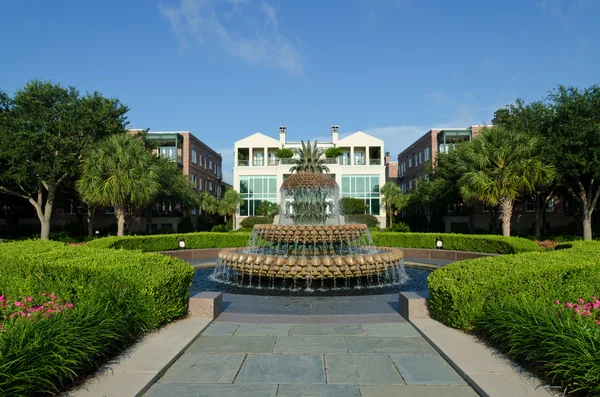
323;158;338;164
354;159;366;166
369;159;382;165
253;160;264;166
280;158;296;165
268;160;279;166
237;160;249;166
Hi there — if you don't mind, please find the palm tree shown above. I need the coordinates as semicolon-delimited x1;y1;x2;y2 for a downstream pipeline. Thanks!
77;133;160;236
289;140;330;174
200;191;219;215
459;126;555;237
218;189;244;228
381;182;408;228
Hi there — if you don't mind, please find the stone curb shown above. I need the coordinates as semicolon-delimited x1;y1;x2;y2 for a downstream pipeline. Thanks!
62;317;211;397
409;318;556;397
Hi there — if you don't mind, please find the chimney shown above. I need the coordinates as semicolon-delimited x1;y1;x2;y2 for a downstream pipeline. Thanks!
279;126;286;146
331;125;339;145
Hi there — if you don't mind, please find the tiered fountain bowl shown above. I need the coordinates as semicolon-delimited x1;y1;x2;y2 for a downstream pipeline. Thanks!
212;172;407;290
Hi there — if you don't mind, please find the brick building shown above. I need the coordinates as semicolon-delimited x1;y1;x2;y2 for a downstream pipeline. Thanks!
397;125;577;234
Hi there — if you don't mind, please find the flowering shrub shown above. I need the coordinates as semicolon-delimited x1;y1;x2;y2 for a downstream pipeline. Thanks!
535;240;558;251
555;297;600;326
0;293;74;333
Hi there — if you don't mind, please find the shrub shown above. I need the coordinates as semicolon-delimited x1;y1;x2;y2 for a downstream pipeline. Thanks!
275;148;294;158
390;221;411;232
345;214;379;227
339;198;367;215
240;216;273;228
325;147;342;158
478;300;600;396
86;232;251;252
256;202;279;217
428;241;600;330
0;240;193;395
369;232;541;254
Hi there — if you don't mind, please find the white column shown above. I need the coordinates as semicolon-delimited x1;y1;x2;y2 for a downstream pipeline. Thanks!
249;147;253;166
350;147;354;166
366;146;370;166
264;147;268;167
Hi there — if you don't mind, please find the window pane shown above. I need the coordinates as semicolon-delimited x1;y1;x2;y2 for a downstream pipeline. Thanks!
240;178;248;194
356;177;365;195
371;199;380;215
269;177;276;193
240;200;249;216
342;177;350;195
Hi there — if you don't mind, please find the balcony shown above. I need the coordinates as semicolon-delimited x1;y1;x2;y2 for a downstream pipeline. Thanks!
238;160;249;166
253;159;264;166
369;159;382;165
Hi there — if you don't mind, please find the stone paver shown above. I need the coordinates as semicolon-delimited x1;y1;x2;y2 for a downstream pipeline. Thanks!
234;323;290;336
273;335;348;354
144;383;277;397
235;354;325;383
325;354;405;384
390;354;466;385
289;324;364;335
362;322;421;337
187;335;275;353
201;322;240;335
277;384;361;397
345;336;437;355
157;353;245;384
359;385;479;397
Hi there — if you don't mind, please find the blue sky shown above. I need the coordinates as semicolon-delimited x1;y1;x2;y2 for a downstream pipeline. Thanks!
1;0;599;183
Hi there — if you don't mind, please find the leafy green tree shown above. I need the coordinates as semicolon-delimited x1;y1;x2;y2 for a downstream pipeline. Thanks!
339;197;367;215
493;99;556;236
381;182;408;228
200;191;219;216
275;148;294;158
218;189;244;228
459;126;555;237
256;201;280;217
77;134;160;236
289;140;330;174
541;85;600;240
0;80;129;239
325;147;343;158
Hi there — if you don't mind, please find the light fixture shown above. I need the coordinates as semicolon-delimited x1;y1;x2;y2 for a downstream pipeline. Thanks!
178;239;186;250
95;230;100;236
435;237;443;250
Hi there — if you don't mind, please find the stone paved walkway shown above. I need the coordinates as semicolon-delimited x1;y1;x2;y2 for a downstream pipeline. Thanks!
143;295;478;397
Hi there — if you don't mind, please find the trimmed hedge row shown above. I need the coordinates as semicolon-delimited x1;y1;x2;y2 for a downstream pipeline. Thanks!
85;232;251;252
428;241;600;330
370;232;542;254
0;240;194;395
87;231;542;255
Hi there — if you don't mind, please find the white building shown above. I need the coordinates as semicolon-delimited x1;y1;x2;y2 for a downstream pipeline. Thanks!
233;126;386;229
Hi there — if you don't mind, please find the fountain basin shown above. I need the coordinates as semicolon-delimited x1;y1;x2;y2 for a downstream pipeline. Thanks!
217;247;403;279
253;224;368;243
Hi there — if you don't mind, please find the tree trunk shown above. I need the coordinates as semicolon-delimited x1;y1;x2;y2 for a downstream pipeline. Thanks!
115;204;126;237
87;207;95;237
534;195;542;238
388;208;393;229
40;218;51;240
146;206;153;234
583;208;592;241
500;198;513;237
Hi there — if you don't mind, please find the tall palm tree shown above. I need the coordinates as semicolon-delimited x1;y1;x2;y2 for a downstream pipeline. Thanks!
77;133;160;236
289;140;330;174
459;126;555;237
200;191;219;215
381;182;408;228
218;189;244;228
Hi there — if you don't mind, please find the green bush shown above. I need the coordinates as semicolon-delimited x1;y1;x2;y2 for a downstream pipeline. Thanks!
275;148;294;158
0;240;193;395
345;214;379;227
478;300;600;396
240;216;273;228
325;147;342;158
390;221;411;232
369;232;541;254
339;198;367;215
86;232;251;252
428;241;600;330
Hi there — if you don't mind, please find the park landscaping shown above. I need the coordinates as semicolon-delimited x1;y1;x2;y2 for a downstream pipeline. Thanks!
0;240;193;396
428;240;600;395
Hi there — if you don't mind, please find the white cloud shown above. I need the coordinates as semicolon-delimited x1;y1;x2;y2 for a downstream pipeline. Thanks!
159;0;303;76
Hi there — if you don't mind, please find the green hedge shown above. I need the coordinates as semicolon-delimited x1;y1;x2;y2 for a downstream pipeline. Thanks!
240;216;273;228
0;240;193;395
345;214;379;227
428;241;600;330
370;232;542;254
87;231;541;255
86;232;251;252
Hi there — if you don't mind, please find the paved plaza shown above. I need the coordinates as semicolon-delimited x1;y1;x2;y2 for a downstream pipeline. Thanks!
143;295;478;397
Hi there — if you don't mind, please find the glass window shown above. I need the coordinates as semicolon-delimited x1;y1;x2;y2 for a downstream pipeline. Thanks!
238;176;277;216
424;147;430;161
209;160;213;169
191;149;197;164
418;152;422;164
341;175;380;215
408;158;412;168
526;197;535;212
546;197;555;212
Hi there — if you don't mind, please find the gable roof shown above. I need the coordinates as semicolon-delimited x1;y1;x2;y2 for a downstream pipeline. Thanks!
337;131;383;145
235;132;280;146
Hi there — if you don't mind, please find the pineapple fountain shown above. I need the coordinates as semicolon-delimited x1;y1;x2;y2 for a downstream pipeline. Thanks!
212;172;407;291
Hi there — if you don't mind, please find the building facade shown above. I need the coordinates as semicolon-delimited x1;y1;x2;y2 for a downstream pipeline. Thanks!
396;125;577;234
233;126;386;229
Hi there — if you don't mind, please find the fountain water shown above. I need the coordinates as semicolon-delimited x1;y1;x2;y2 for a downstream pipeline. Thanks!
212;173;407;291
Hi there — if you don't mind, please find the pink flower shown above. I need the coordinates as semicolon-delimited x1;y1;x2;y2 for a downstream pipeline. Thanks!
26;296;33;302
565;302;573;308
65;302;74;309
14;301;23;307
554;300;560;305
41;292;47;297
49;293;56;300
579;298;585;304
0;295;4;302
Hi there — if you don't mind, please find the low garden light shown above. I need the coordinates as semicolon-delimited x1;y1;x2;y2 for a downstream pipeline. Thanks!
178;239;186;250
435;237;443;250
